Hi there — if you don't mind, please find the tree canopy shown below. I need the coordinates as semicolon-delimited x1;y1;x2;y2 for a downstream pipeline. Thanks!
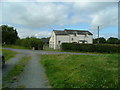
1;25;19;44
93;37;106;44
16;37;44;50
107;37;120;44
93;37;120;44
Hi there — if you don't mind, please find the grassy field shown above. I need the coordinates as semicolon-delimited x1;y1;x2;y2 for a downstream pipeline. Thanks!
3;56;31;88
41;54;118;88
2;45;30;50
2;49;18;61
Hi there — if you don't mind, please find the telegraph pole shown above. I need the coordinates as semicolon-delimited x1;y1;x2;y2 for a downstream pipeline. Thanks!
98;26;99;44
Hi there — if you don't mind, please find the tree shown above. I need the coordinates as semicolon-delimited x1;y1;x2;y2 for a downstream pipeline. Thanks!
93;37;106;44
1;25;19;44
107;37;119;44
41;37;50;44
117;39;120;44
16;37;44;50
93;38;97;44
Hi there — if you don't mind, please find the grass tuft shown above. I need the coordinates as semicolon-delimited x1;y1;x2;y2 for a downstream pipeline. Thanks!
3;45;30;50
18;85;26;88
2;49;18;61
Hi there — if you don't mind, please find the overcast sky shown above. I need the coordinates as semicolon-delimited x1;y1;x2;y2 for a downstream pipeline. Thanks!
0;0;118;39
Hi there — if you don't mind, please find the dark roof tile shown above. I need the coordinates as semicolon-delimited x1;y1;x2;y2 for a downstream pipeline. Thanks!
53;29;93;35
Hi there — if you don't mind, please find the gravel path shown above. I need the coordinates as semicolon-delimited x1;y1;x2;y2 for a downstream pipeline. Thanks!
11;53;50;88
2;53;26;76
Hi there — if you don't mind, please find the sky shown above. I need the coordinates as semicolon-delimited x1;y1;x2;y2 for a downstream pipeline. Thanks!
0;0;119;39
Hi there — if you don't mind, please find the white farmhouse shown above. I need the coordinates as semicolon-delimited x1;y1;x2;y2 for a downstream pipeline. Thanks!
49;29;93;49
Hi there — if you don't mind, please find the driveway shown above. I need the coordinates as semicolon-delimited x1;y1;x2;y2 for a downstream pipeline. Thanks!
2;48;97;88
9;52;51;88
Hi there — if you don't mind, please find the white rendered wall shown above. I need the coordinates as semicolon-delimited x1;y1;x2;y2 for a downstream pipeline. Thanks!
68;34;93;43
56;35;69;44
49;32;93;49
49;31;56;49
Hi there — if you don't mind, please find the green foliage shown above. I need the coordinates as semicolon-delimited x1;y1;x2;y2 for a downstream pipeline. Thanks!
41;37;50;44
3;45;29;49
93;37;106;44
2;49;18;61
1;25;19;44
41;54;118;88
93;37;120;44
107;37;120;44
16;37;44;50
61;43;120;53
3;56;31;88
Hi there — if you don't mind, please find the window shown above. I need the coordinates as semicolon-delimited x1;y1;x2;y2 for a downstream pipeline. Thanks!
58;41;61;44
74;33;76;37
72;38;74;41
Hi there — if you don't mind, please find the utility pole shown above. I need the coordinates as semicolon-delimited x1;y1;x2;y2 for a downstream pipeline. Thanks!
98;26;99;44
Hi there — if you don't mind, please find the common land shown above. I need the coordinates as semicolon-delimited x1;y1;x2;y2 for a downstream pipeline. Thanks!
1;47;119;88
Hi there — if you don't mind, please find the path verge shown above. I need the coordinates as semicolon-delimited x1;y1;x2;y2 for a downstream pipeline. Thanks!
3;56;31;88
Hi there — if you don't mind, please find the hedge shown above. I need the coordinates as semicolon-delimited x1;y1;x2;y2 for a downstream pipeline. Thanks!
61;43;120;53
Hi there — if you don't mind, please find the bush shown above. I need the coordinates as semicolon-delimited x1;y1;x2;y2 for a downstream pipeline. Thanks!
107;37;119;44
15;37;44;50
61;43;120;53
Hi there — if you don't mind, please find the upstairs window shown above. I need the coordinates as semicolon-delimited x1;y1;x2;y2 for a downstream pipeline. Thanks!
74;33;76;37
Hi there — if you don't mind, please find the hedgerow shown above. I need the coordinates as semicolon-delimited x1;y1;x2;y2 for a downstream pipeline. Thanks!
61;43;120;53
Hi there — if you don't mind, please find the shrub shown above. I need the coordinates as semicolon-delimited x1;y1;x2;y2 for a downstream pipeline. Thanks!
16;37;44;50
61;43;120;53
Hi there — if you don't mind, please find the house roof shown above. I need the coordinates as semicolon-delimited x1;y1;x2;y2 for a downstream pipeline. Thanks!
53;30;68;35
53;29;93;35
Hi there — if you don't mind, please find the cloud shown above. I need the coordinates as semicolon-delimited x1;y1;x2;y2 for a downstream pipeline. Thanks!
1;0;119;2
16;27;51;38
1;2;118;38
2;2;69;28
2;2;118;29
35;31;51;38
71;2;118;29
90;5;118;29
1;0;33;2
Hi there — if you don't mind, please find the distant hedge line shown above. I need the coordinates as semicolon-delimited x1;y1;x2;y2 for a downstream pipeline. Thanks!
61;43;120;53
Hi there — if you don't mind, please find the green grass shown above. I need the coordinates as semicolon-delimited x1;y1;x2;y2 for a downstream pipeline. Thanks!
3;56;31;88
43;44;61;51
43;45;98;54
41;54;118;88
2;49;18;61
2;45;30;50
0;47;2;53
